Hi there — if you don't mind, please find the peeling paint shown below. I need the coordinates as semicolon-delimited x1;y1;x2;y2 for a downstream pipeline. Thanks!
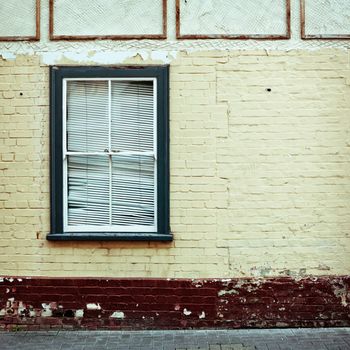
218;289;238;296
86;303;101;310
40;52;63;65
2;276;350;329
29;309;36;317
18;301;26;315
183;308;192;316
278;268;307;278
192;280;203;288
331;280;349;307
0;53;16;61
41;303;53;317
150;50;178;63
40;50;178;66
221;279;232;284
6;297;15;314
110;311;125;319
75;309;84;318
317;264;331;271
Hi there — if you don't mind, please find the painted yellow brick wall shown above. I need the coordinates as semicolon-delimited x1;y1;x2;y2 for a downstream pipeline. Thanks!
0;49;350;278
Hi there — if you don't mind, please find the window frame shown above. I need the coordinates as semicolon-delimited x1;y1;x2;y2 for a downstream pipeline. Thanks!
48;66;171;241
62;77;158;233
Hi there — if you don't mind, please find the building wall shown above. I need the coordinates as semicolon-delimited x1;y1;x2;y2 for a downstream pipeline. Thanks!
1;50;350;279
1;0;350;330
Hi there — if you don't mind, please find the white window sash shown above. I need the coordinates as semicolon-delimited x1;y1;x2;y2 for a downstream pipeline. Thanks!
62;78;158;233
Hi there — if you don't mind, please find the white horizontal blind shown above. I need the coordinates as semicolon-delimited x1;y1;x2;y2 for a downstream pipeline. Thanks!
64;79;156;231
111;81;154;152
111;153;155;227
67;81;109;153
67;155;109;226
111;81;155;226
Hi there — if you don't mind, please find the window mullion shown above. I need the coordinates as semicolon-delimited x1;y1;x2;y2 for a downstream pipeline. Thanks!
153;79;158;230
108;79;112;226
63;79;68;231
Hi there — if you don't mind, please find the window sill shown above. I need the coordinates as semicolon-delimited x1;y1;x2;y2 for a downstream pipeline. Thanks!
47;232;173;241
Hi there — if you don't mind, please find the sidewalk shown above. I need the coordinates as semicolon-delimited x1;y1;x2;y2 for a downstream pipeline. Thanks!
1;328;350;350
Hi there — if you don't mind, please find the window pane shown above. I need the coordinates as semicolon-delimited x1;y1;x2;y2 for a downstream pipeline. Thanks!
67;81;109;153
111;81;154;152
112;154;155;226
67;155;109;226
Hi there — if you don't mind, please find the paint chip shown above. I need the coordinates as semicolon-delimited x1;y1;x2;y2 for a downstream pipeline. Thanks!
199;311;205;319
29;310;36;317
75;309;84;318
0;53;16;61
41;303;52;317
86;303;101;310
218;289;238;296
110;311;125;319
183;308;192;316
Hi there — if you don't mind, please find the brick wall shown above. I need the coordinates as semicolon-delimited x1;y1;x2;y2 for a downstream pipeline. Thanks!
1;276;350;330
0;49;350;280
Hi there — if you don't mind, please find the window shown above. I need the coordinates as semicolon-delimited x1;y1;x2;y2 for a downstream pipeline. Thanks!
48;66;171;241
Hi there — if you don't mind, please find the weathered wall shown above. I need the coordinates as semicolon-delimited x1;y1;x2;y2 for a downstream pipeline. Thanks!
0;0;37;38
0;49;350;279
178;0;287;36
1;0;350;51
305;0;350;37
1;276;350;330
1;0;350;330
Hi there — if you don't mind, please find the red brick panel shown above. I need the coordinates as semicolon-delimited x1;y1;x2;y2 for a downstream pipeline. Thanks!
0;276;350;330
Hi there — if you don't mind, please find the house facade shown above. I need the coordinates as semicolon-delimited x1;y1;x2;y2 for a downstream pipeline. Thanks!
1;0;350;329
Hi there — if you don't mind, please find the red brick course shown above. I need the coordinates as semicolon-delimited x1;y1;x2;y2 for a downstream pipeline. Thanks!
1;276;350;330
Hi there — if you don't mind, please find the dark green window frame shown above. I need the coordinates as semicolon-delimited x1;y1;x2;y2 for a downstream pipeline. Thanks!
47;66;171;241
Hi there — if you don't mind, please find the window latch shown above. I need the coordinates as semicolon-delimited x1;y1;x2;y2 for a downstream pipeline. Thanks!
104;149;120;153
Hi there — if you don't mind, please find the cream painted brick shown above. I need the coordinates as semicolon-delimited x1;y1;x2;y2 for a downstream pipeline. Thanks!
2;106;15;114
0;51;350;278
2;91;15;99
1;154;15;161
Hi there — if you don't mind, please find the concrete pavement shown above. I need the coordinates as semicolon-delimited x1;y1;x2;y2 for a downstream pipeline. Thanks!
1;328;350;350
